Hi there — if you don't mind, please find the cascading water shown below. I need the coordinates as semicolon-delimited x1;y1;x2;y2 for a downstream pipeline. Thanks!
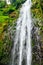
11;0;32;65
6;0;11;4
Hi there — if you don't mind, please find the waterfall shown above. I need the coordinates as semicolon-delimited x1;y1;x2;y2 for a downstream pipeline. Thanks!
11;0;32;65
6;0;11;4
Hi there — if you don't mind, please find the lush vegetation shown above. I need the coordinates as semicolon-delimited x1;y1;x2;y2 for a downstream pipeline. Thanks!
0;0;43;65
0;0;26;65
31;0;43;65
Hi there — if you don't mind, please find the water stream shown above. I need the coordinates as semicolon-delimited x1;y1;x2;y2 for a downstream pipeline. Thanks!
11;0;32;65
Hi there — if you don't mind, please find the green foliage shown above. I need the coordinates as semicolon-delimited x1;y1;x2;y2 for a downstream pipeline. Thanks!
11;0;26;8
0;35;12;64
0;16;9;22
31;0;43;19
0;0;26;64
32;0;43;65
0;0;43;65
0;1;6;8
40;0;43;11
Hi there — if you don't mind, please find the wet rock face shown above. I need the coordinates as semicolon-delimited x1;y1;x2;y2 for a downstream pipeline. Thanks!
32;19;43;65
31;0;43;65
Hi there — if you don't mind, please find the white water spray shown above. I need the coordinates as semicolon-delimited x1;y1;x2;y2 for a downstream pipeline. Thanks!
11;0;32;65
6;0;11;4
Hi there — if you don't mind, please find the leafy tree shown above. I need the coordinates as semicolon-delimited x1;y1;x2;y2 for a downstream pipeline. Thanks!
0;1;6;8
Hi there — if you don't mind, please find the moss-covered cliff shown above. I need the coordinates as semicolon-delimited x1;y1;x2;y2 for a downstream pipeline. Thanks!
31;0;43;65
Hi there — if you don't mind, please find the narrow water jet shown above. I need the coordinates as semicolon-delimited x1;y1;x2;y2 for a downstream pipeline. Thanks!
11;0;32;65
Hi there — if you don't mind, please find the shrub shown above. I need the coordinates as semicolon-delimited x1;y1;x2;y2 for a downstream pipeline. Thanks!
0;1;6;8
